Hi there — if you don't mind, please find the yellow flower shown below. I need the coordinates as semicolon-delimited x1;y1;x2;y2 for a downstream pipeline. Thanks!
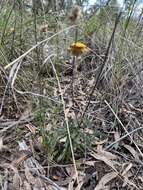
68;42;89;56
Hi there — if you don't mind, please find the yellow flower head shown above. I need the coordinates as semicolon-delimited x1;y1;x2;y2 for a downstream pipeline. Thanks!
68;42;89;56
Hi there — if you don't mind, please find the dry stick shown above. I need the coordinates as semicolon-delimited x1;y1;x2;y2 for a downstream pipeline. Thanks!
49;59;80;187
71;25;78;98
105;100;143;159
106;126;143;150
79;11;122;126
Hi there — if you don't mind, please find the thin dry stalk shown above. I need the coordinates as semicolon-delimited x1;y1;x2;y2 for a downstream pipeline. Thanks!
79;11;123;126
49;58;80;187
104;100;143;159
4;25;76;70
106;126;143;150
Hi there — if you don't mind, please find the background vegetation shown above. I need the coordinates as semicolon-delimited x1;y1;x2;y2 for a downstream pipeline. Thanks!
0;0;143;189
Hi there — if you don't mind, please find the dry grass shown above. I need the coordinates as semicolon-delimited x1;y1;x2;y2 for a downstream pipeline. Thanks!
0;1;143;190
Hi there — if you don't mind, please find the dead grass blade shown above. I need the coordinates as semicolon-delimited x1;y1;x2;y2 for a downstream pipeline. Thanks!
104;100;143;159
0;137;7;151
4;25;76;70
94;172;117;190
122;163;133;176
90;149;117;172
123;144;140;161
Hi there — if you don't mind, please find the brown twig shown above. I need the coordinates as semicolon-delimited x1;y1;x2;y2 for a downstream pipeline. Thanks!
79;11;123;126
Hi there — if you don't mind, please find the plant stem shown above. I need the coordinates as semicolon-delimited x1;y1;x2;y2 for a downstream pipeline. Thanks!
79;11;123;126
71;55;77;98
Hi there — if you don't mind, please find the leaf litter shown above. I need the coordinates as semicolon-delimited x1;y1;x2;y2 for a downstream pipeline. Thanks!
1;69;143;189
